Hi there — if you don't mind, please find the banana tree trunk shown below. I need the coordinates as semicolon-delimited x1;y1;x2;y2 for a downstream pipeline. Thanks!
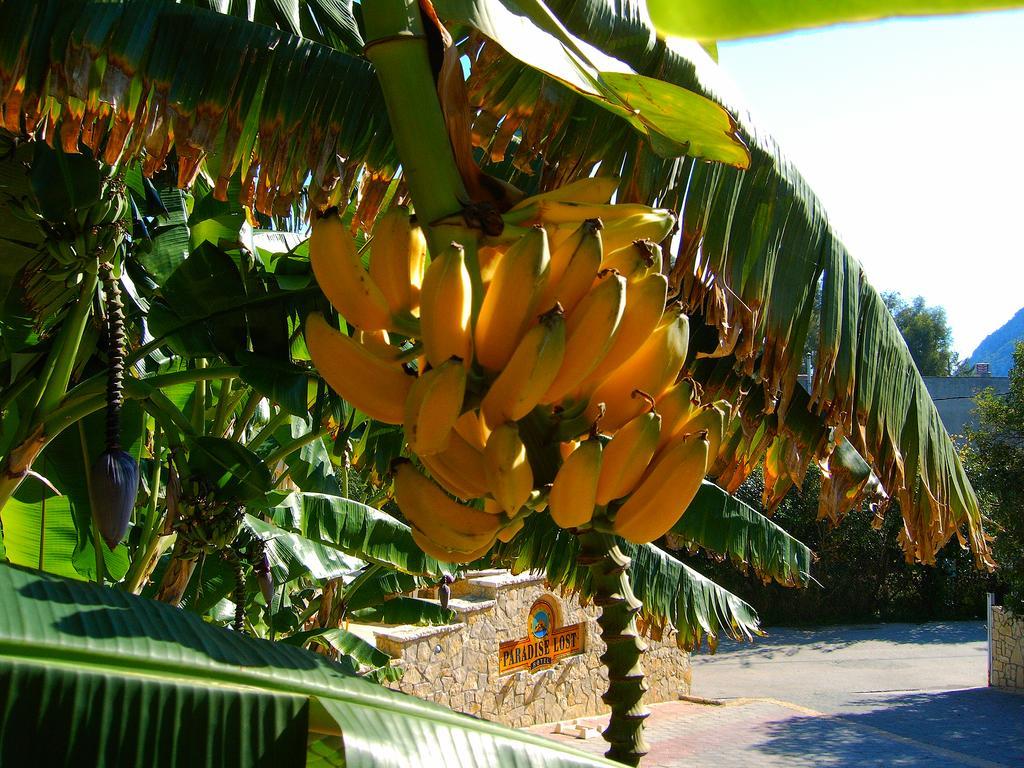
578;530;650;766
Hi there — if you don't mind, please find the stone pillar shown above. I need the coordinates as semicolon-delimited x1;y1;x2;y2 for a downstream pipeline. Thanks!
990;606;1024;690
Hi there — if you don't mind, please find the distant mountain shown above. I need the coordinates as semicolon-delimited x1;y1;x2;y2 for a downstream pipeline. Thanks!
969;306;1024;376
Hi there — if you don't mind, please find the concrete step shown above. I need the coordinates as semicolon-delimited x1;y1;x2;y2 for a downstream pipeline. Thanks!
452;570;545;601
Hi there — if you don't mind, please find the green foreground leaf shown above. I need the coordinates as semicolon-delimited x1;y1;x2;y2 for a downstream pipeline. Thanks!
0;563;615;767
646;0;1024;40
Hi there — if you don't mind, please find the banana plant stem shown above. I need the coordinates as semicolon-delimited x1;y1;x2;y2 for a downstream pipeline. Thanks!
231;392;262;441
78;421;105;586
362;2;466;234
577;529;650;766
31;271;99;425
123;428;164;593
247;409;290;452
211;378;234;437
191;359;207;434
362;0;483;310
264;427;330;474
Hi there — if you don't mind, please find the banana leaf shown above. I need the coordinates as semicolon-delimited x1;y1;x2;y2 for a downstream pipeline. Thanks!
348;596;457;626
281;627;399;681
463;0;991;568
0;563;614;767
645;0;1024;41
434;0;750;166
669;480;813;588
184;0;363;53
0;0;395;215
244;513;364;583
269;492;456;577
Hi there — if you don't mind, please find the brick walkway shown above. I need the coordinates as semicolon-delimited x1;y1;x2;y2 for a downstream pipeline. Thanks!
529;693;1024;767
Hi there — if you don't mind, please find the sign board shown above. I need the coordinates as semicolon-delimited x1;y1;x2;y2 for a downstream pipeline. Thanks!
498;595;585;675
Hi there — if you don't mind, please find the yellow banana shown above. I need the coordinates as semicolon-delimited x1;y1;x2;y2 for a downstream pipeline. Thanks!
559;439;578;461
516;201;670;226
678;400;729;468
480;306;566;429
453;409;490;451
596;405;662;505
574;273;667;399
420;242;472;367
305;313;412;424
356;329;402;362
496;515;526;543
613;431;709;544
309;212;393;331
369;206;427;316
419;429;489;500
536;219;603;316
541;270;626;404
394;459;501;550
478;244;503;285
549;438;602;528
483;423;534;514
586;308;690;431
601;239;662;281
474;226;550;372
404;358;466;456
600;210;675;254
509;176;619;211
412;525;496;564
655;378;702;450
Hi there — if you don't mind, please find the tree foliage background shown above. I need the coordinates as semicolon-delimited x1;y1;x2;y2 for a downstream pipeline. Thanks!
965;342;1024;613
676;466;990;625
883;292;961;377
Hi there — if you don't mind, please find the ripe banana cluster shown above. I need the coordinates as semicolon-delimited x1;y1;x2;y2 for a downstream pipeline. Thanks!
306;176;730;562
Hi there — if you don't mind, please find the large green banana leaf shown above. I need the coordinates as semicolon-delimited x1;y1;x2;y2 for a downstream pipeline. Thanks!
501;515;762;651
0;0;395;216
670;480;813;588
0;563;614;767
645;0;1024;41
462;0;990;568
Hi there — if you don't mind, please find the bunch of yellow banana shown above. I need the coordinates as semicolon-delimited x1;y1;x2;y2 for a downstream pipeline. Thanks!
306;176;732;562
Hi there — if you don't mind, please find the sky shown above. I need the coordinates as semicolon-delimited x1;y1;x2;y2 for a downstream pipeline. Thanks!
716;10;1024;359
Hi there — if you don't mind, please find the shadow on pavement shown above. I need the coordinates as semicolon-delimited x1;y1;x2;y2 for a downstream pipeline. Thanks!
757;688;1024;767
692;621;987;660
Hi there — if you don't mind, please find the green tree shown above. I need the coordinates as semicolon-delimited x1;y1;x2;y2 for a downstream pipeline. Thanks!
883;292;959;376
965;342;1024;612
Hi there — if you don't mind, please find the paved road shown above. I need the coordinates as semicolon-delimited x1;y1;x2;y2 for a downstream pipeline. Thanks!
689;621;989;712
531;622;1024;767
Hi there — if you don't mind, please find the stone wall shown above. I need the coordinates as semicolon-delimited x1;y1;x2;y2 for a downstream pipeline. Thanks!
369;569;691;728
991;605;1024;690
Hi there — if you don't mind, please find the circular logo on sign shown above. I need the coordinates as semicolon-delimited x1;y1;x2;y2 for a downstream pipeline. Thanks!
527;597;558;640
531;610;550;639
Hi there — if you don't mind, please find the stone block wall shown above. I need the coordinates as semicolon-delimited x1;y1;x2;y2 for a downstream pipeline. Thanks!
991;605;1024;690
370;570;691;728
